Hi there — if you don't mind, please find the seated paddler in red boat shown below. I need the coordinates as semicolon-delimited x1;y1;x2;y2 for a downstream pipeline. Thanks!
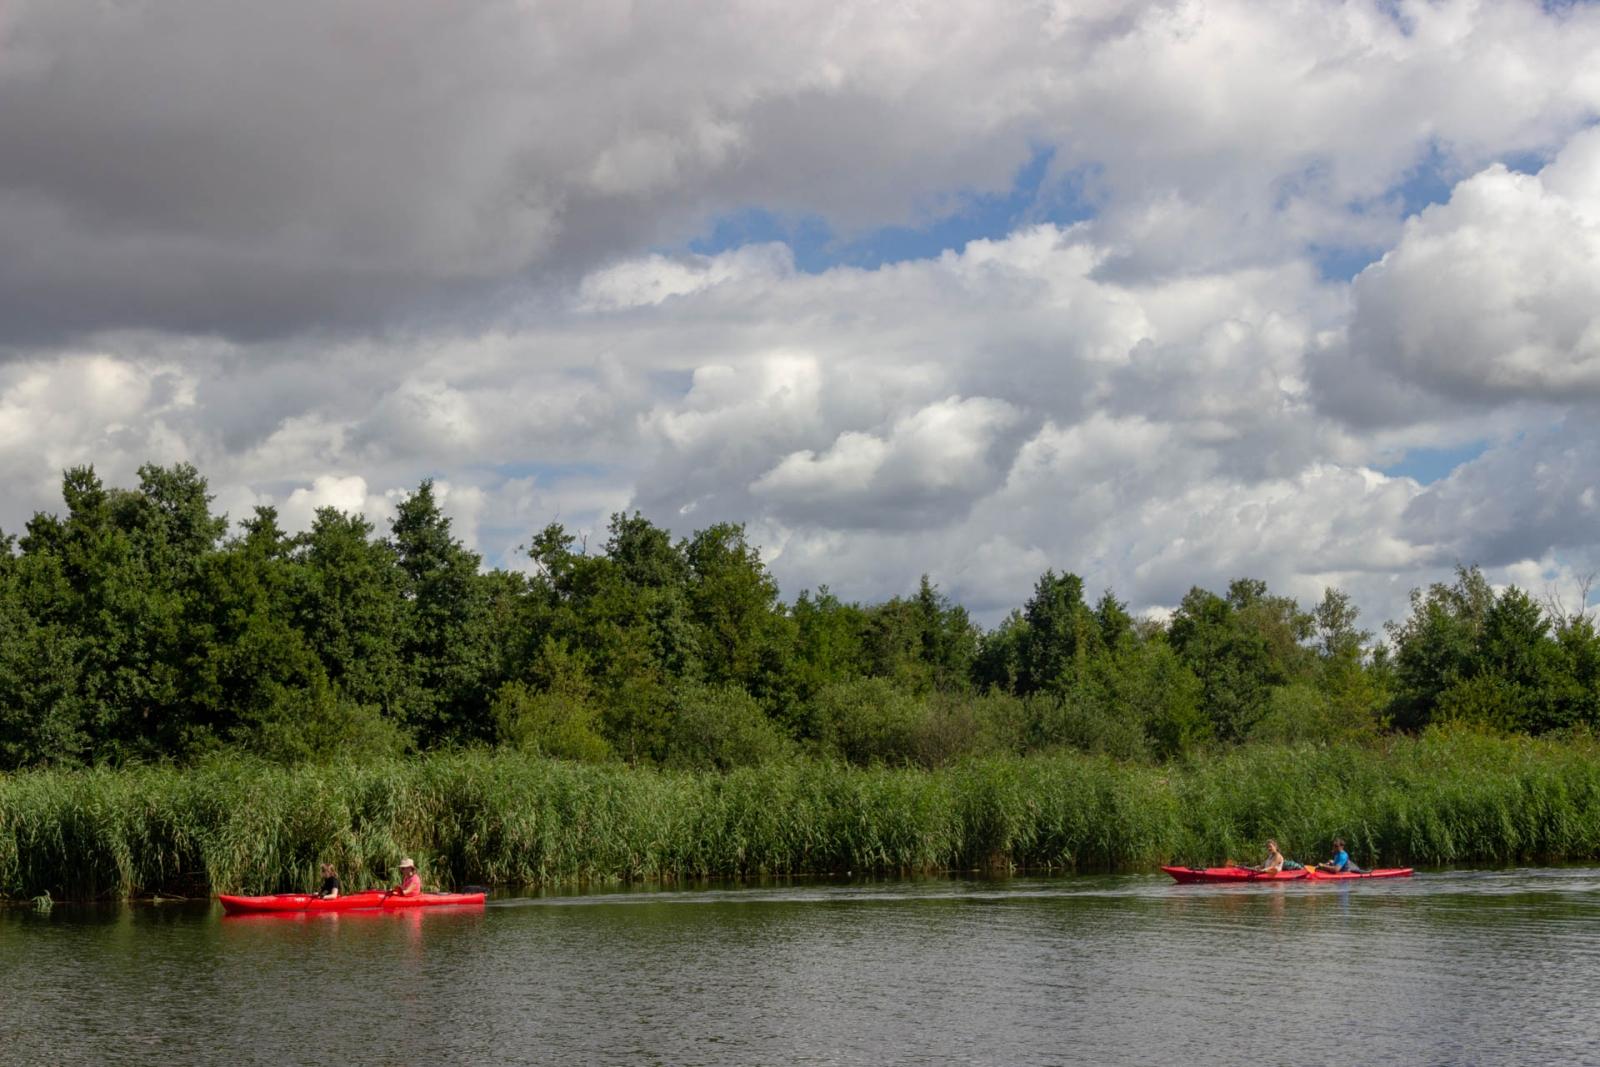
1253;839;1285;874
1317;838;1363;874
315;862;341;899
393;857;422;896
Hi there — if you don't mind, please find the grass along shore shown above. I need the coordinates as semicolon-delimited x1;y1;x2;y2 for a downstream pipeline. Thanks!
5;728;1600;900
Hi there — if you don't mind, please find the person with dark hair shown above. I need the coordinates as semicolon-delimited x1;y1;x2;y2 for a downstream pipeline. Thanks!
1318;838;1362;874
315;863;341;899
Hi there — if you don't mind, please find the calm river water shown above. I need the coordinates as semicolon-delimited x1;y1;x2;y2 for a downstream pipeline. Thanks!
3;868;1599;1066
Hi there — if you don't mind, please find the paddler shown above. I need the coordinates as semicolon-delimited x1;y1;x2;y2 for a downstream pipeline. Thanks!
315;862;341;899
1317;838;1362;874
1254;839;1285;874
393;857;423;896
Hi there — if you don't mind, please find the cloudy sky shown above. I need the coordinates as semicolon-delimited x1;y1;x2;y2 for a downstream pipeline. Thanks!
4;0;1600;628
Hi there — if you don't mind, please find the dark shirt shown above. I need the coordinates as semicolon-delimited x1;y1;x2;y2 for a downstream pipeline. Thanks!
318;875;341;897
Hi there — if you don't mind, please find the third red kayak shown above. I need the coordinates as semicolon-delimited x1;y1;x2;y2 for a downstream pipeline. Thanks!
219;890;486;915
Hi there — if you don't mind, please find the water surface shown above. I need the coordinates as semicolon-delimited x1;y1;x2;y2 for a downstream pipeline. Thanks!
4;868;1598;1065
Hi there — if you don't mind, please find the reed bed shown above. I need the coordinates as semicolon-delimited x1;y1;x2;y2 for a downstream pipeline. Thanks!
5;729;1600;899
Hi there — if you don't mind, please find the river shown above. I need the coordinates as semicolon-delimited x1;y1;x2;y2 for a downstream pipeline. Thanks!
2;868;1597;1065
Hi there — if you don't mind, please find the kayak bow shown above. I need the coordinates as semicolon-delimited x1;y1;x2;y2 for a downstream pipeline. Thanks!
218;890;486;914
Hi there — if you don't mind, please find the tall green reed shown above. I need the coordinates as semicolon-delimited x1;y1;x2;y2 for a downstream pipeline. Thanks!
6;729;1600;900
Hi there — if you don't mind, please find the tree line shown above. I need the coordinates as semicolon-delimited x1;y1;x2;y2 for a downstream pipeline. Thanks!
2;462;1597;770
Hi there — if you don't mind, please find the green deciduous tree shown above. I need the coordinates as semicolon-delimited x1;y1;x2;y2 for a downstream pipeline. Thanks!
1015;570;1100;695
389;481;497;744
1168;579;1313;742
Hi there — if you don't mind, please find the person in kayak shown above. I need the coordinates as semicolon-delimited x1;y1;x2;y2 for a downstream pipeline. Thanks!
393;858;422;896
1253;839;1285;874
315;863;341;899
1318;838;1363;874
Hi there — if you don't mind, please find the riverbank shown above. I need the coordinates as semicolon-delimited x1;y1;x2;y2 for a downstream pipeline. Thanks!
5;728;1600;899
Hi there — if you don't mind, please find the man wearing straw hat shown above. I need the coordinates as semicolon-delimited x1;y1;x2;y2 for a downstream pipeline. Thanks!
392;858;422;897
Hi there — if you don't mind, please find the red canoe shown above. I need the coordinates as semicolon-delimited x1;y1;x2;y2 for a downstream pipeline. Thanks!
218;890;487;915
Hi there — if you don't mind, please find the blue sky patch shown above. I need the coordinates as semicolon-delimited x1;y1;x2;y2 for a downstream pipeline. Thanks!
1313;143;1551;282
1311;242;1386;282
1381;441;1490;485
687;146;1095;272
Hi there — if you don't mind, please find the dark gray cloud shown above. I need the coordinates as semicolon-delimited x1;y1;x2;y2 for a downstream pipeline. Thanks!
0;0;1041;342
6;0;1598;345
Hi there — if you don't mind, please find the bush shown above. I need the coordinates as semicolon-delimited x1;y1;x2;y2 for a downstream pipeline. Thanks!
902;691;1022;766
1248;682;1382;745
236;679;411;764
492;681;612;763
1026;691;1151;762
659;682;793;770
806;678;927;765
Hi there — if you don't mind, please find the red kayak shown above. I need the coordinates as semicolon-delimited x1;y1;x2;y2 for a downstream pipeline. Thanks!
218;890;486;915
1162;865;1412;884
1162;865;1307;884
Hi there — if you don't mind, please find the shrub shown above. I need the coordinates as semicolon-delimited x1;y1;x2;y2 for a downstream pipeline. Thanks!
1026;691;1151;762
492;681;612;763
806;677;927;765
660;682;793;770
1248;682;1382;745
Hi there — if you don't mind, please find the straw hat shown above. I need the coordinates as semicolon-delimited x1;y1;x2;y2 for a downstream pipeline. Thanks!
399;857;416;869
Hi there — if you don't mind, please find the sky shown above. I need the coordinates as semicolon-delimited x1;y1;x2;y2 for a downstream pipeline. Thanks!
3;0;1600;630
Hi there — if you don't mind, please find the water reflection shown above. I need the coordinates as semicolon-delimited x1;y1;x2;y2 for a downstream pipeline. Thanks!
3;869;1598;1065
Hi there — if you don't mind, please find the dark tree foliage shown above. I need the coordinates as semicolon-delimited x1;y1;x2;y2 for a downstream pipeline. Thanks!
859;576;977;696
1386;567;1600;734
1165;580;1317;743
1014;570;1100;695
3;461;1598;771
973;610;1027;693
388;481;497;745
293;508;406;716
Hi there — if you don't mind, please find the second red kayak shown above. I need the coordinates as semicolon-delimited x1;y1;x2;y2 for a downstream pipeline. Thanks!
219;890;487;914
1161;865;1413;884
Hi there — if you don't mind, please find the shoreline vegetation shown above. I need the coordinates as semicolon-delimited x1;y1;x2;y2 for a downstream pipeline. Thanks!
9;463;1600;900
6;729;1600;901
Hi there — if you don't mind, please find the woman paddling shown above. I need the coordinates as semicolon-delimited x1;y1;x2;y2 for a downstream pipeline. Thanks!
1253;839;1285;874
315;862;341;899
393;858;423;897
